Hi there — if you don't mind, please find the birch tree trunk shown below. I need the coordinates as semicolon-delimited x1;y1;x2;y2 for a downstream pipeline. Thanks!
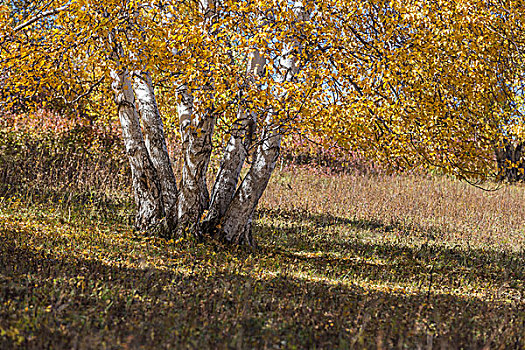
218;1;309;245
111;68;164;232
177;84;215;235
202;50;265;233
133;71;178;232
176;0;217;235
220;120;282;245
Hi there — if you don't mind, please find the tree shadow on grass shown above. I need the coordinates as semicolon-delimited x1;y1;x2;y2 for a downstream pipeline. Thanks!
1;232;523;349
257;207;447;237
255;208;525;298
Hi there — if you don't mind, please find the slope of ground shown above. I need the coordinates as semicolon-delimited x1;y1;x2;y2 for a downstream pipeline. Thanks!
0;169;524;349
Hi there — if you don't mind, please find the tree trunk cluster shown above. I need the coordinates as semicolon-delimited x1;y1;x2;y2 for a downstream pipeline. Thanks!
109;1;309;246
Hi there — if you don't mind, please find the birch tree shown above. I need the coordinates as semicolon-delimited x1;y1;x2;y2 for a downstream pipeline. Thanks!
2;0;524;245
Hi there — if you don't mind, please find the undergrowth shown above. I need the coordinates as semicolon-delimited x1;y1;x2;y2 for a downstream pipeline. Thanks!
1;170;524;349
0;112;524;349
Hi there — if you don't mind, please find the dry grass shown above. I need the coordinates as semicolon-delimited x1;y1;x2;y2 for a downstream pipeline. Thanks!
263;170;525;252
0;113;130;205
0;165;524;349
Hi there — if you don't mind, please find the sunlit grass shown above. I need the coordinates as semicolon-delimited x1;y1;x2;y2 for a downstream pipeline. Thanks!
0;169;524;349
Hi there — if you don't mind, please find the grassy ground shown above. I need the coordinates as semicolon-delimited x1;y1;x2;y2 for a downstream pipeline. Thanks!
0;169;524;349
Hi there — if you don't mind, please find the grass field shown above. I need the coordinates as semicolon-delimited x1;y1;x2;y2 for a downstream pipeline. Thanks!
0;169;524;349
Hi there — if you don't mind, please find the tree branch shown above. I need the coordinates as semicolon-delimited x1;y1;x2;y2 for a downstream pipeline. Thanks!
13;5;69;32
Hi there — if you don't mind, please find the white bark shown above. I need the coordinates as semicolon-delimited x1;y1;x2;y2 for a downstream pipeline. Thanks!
133;71;178;231
176;85;215;235
111;68;164;232
176;0;218;235
203;50;265;232
219;1;309;245
220;119;282;245
202;111;255;233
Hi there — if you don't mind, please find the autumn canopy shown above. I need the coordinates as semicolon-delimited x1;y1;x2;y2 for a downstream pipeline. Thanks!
1;0;524;244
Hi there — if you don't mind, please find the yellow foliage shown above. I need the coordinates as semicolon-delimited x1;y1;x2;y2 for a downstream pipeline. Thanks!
1;0;524;179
